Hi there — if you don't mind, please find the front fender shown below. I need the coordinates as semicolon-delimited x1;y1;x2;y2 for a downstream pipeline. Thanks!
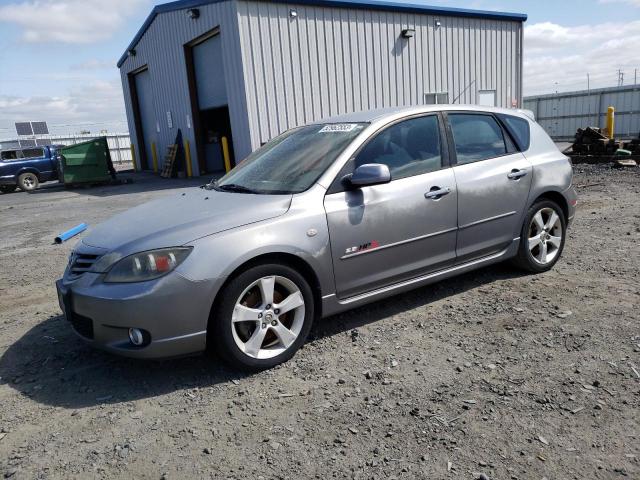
16;166;43;179
177;204;334;302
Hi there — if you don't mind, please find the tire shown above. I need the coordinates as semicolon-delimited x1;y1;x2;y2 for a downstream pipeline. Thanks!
512;199;567;273
17;172;39;192
209;263;315;371
0;185;17;194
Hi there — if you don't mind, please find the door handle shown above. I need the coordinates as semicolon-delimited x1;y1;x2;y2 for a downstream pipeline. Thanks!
424;186;451;200
507;169;528;180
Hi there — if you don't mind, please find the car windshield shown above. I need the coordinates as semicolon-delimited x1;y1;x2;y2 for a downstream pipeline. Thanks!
214;122;368;194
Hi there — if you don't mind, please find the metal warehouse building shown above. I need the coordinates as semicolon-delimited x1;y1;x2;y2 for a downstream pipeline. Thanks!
118;0;527;176
524;85;640;141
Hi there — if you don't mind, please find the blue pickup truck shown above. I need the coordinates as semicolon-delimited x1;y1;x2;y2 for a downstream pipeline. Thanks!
0;145;61;193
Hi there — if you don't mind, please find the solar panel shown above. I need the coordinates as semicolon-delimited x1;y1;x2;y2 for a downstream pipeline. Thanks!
19;139;36;148
15;122;33;136
36;139;52;146
31;121;49;135
0;141;20;150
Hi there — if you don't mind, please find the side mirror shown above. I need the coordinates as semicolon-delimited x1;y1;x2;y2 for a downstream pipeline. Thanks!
346;163;391;188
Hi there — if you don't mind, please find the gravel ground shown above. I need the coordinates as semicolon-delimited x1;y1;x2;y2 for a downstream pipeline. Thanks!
0;166;638;480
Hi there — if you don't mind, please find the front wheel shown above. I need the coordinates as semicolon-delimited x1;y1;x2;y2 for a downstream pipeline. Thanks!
18;172;39;192
209;264;315;371
512;200;567;273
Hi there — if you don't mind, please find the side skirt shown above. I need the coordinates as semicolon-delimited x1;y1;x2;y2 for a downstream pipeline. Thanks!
320;238;520;317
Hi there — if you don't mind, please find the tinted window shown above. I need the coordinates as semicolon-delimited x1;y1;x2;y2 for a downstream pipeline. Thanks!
21;148;45;159
355;115;442;180
499;114;531;151
449;114;507;164
1;150;19;161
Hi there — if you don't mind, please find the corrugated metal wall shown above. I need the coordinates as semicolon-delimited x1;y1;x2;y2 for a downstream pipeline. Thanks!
119;0;252;174
119;0;524;173
236;0;523;149
523;86;640;141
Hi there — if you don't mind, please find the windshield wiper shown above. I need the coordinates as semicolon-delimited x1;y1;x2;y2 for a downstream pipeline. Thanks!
215;183;259;194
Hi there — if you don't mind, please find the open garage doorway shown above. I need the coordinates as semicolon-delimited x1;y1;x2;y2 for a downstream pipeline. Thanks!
128;66;155;171
185;28;235;176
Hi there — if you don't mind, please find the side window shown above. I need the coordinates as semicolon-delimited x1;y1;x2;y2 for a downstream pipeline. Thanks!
448;114;508;165
21;148;45;159
499;114;531;151
1;150;20;161
355;115;443;180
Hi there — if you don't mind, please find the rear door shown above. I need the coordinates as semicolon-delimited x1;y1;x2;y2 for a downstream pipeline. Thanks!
445;112;532;262
324;114;458;299
21;147;55;180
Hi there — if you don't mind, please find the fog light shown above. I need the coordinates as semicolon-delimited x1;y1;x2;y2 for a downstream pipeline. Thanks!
128;328;144;346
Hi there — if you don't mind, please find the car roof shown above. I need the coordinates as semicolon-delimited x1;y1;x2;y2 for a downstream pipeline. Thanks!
317;105;531;124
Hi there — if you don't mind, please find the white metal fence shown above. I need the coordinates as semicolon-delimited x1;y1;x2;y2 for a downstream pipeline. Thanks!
524;85;640;141
0;133;133;168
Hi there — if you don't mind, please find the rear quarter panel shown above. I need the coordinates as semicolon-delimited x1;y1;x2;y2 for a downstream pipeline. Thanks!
523;120;574;213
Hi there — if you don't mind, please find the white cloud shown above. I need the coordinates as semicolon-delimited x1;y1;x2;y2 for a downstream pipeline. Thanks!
70;59;116;71
0;0;150;44
0;80;127;135
524;20;640;95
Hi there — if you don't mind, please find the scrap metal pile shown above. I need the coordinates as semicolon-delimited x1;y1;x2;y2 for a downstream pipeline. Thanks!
622;133;640;155
569;128;640;167
571;127;620;155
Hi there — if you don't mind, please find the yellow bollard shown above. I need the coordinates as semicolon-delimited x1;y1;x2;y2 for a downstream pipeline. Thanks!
221;136;231;173
130;144;137;171
151;142;158;173
606;106;615;140
184;140;193;178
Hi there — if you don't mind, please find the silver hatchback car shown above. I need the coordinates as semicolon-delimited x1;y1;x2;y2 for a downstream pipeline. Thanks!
57;106;577;370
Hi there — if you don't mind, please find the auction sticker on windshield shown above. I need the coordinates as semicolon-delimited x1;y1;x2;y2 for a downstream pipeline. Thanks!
319;124;360;133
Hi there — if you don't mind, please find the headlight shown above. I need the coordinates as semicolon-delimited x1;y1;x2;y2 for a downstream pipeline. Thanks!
103;247;192;283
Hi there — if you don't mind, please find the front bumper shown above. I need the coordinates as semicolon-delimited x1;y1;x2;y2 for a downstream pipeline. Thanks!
56;271;219;359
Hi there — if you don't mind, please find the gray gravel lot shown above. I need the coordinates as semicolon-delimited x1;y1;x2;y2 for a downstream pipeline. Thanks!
0;166;638;479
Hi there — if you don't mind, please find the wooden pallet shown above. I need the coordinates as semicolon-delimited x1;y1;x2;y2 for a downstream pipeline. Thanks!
160;144;178;178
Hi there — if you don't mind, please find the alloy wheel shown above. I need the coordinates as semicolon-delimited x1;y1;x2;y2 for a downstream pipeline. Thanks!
528;207;562;265
231;275;305;359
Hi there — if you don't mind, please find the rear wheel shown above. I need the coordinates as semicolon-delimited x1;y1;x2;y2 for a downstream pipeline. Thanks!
209;263;314;371
512;199;566;273
0;185;17;194
18;172;39;192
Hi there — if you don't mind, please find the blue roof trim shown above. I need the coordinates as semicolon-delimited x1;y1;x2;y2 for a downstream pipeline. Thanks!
118;0;527;68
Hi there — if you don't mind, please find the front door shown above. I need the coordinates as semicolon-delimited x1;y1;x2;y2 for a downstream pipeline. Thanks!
324;114;458;299
446;112;533;261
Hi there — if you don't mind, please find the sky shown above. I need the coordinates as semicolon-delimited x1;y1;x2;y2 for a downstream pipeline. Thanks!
0;0;638;136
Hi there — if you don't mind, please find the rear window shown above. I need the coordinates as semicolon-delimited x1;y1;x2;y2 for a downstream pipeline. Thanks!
499;114;531;151
21;148;45;159
1;150;20;161
448;114;508;164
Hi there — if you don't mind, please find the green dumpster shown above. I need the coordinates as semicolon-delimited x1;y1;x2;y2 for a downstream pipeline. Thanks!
59;137;116;185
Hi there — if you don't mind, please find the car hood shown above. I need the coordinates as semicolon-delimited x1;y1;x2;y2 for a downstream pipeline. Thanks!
81;188;292;254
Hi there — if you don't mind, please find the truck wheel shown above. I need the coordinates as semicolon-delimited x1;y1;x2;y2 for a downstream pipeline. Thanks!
0;185;17;194
18;173;39;192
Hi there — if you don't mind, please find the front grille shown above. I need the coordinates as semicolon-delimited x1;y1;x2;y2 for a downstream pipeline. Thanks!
68;311;94;339
69;253;100;278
